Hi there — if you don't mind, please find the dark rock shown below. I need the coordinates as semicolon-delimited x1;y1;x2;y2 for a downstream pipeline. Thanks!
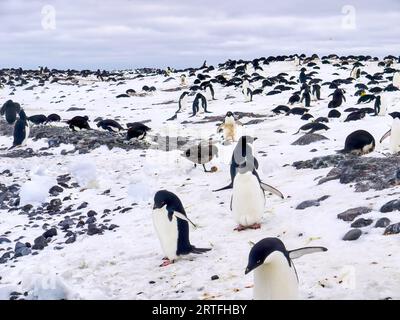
21;204;33;212
65;235;76;244
380;200;400;213
87;223;102;236
337;207;371;222
32;236;48;250
384;223;400;235
87;210;97;217
211;275;219;281
375;218;391;228
342;229;362;241
0;237;11;244
43;228;57;238
291;133;329;146
108;224;119;230
86;217;96;224
49;185;64;196
296;200;320;210
351;218;373;228
77;202;88;210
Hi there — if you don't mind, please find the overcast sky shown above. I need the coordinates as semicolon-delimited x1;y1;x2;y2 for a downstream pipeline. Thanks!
1;0;399;70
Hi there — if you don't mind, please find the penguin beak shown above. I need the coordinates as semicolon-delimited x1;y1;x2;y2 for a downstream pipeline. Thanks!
245;266;252;275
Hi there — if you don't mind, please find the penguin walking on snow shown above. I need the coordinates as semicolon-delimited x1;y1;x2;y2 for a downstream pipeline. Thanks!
245;237;327;300
300;84;311;107
152;190;211;267
177;91;189;113
311;84;321;100
126;122;151;140
231;160;284;231
217;111;242;143
10;109;30;149
96;119;124;132
190;92;210;117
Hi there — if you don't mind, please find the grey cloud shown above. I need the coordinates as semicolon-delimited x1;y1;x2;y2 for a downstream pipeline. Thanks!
0;0;399;70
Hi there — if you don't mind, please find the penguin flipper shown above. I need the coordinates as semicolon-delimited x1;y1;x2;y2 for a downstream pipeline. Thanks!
173;212;197;228
288;246;328;259
380;129;391;143
212;182;233;192
260;182;284;199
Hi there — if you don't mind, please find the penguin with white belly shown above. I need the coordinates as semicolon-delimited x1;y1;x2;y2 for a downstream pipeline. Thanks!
152;190;211;267
217;111;242;143
231;160;284;231
245;237;327;300
380;117;400;154
242;79;253;102
10;109;30;149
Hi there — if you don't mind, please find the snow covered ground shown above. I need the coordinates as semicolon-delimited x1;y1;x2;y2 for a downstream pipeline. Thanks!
1;59;400;300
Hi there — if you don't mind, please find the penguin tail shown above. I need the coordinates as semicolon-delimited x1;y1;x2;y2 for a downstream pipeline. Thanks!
191;247;212;254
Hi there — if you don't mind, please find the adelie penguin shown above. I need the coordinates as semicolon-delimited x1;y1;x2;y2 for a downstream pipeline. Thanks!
181;141;218;172
300;84;311;107
176;91;189;113
28;114;48;125
328;88;346;108
337;130;375;155
294;122;329;135
242;79;253;102
190;92;210;117
380;117;400;154
374;95;387;116
217;111;242;143
10;109;30;149
311;84;321;100
1;100;21;124
245;237;327;300
126;122;151;140
66;116;90;131
47;113;61;122
152;190;211;267
231;159;284;231
96;119;124;132
213;135;258;192
350;66;361;79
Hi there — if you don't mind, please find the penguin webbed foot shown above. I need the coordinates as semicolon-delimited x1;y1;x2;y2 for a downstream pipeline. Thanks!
159;259;174;267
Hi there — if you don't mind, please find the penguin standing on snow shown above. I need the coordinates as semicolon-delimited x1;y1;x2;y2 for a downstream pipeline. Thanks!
392;71;400;89
350;66;361;79
242;79;253;102
380;117;400;154
152;190;211;267
10;109;30;149
203;83;216;100
245;237;327;300
328;88;346;108
1;100;21;124
299;68;307;84
231;160;284;231
300;84;311;107
374;95;387;116
217;111;242;143
180;74;187;86
190;92;210;117
311;84;321;100
177;91;189;113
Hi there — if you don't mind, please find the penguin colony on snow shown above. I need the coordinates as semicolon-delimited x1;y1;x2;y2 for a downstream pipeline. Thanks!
1;53;400;300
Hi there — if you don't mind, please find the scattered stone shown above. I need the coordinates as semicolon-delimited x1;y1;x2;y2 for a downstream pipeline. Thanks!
342;229;362;241
49;185;64;196
32;236;48;250
351;218;373;228
43;228;57;238
375;218;391;228
337;207;372;222
211;275;219;281
108;224;119;230
384;223;400;235
0;237;11;244
291;133;328;146
77;202;88;210
380;200;400;213
87;224;102;236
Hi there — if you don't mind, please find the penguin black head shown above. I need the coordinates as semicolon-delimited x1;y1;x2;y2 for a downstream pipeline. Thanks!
153;190;182;211
19;109;27;121
238;135;257;145
226;111;234;118
84;116;89;121
245;238;290;274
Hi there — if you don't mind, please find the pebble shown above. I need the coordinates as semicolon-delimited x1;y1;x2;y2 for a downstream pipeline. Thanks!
342;229;362;241
337;207;371;222
375;218;391;228
350;218;373;228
